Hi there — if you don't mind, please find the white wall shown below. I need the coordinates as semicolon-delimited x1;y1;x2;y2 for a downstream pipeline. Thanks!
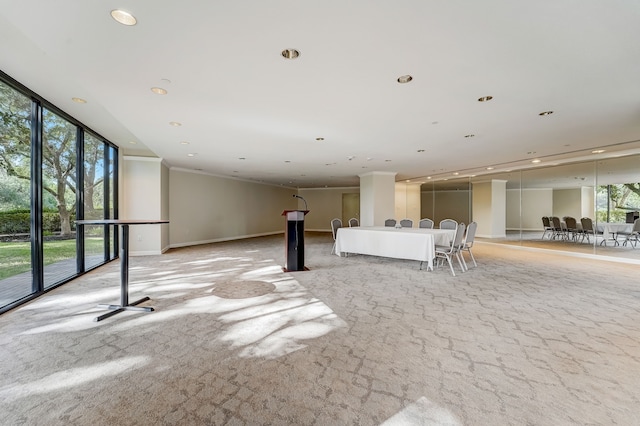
395;183;421;225
507;188;553;231
121;156;167;255
169;169;295;247
553;188;583;219
298;187;359;231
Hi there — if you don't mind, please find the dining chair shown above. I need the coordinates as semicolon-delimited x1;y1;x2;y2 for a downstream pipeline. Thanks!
564;216;579;242
330;218;342;254
348;217;359;227
580;217;605;245
399;218;413;228
419;218;434;229
622;218;640;248
384;219;396;227
550;216;566;240
460;221;478;269
435;222;466;276
439;219;457;230
541;216;553;239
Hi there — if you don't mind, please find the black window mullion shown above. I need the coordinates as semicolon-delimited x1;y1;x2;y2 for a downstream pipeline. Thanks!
30;99;43;294
103;144;110;261
76;127;84;273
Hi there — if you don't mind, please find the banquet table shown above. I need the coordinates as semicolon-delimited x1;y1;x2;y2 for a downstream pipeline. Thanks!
334;226;456;270
597;223;634;242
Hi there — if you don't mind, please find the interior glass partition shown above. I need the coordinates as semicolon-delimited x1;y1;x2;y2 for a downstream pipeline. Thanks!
84;133;106;269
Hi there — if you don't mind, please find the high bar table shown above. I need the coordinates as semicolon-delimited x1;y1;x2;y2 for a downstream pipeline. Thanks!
75;219;169;321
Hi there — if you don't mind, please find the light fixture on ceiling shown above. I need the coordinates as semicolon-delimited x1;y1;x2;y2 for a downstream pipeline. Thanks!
151;87;167;95
72;97;87;104
464;134;475;138
592;149;605;154
486;167;494;170
180;141;189;145
315;137;324;141
238;157;246;160
532;159;541;163
539;111;554;116
110;9;137;26
397;75;413;84
453;172;459;176
187;153;196;157
417;149;425;153
427;176;432;179
478;96;493;102
129;141;137;144
169;121;182;127
281;49;300;59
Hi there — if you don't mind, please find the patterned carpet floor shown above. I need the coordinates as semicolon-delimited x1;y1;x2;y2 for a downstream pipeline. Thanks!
1;233;639;425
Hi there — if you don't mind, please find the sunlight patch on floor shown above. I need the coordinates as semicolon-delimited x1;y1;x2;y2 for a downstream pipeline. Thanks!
0;356;150;402
381;396;462;426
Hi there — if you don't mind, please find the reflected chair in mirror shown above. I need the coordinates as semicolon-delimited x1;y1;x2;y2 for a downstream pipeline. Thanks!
439;219;457;230
419;218;434;229
384;218;397;227
621;218;640;248
435;222;466;276
348;217;359;227
460;221;478;269
541;216;553;239
330;218;342;254
564;217;580;242
400;218;413;228
550;216;566;240
580;217;604;245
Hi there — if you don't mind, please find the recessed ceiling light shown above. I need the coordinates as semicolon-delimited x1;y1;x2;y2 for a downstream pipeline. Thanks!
532;159;541;163
478;96;493;102
464;134;475;138
129;141;137;144
397;75;413;84
284;160;291;163
72;97;87;104
151;87;167;95
315;137;324;141
238;157;246;160
110;9;137;26
169;121;182;127
539;111;554;116
281;49;300;59
486;167;494;170
592;149;605;154
453;172;459;176
427;177;432;179
187;153;196;157
180;141;189;145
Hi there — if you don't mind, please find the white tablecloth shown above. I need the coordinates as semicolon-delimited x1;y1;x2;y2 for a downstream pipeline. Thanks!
335;226;455;270
597;223;633;240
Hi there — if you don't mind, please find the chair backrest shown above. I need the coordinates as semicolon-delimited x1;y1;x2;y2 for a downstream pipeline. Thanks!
419;218;434;229
580;217;594;232
542;216;551;228
331;218;342;240
451;223;466;251
565;217;577;229
439;219;457;230
400;219;413;228
384;218;396;227
633;218;640;232
464;221;477;247
551;216;562;229
348;217;359;227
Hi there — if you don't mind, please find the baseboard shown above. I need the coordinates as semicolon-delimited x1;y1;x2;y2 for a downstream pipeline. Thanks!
169;231;284;249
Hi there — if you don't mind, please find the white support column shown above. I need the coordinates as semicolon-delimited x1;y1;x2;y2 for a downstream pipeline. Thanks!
472;179;507;238
359;171;397;227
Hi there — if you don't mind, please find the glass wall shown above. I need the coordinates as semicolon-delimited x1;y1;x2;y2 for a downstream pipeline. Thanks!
418;154;640;261
0;80;33;307
42;108;78;288
0;72;118;313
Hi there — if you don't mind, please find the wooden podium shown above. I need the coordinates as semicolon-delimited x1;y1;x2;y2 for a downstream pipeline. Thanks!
282;210;309;272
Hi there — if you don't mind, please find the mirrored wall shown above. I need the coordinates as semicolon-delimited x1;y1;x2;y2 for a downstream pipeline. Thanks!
420;153;640;261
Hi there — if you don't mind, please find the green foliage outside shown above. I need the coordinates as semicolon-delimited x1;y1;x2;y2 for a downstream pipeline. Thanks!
596;184;640;223
0;209;76;234
0;238;105;280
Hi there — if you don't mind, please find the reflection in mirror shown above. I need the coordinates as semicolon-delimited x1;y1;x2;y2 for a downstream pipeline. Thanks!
422;177;471;227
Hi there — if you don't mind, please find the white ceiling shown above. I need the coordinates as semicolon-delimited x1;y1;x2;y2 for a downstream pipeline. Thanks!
1;0;639;188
